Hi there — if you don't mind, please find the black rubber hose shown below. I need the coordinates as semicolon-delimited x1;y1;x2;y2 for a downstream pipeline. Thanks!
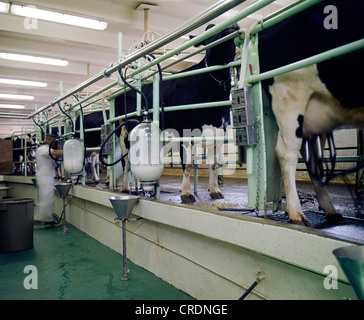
147;53;165;130
48;135;63;162
238;280;259;300
31;117;45;142
99;118;140;166
72;94;87;166
118;68;149;112
57;101;74;134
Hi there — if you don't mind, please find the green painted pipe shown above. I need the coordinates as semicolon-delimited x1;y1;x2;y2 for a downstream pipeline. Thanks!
249;39;364;84
251;0;324;35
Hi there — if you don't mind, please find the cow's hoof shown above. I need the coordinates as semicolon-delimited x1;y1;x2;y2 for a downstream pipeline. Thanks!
181;194;196;203
210;192;224;200
326;213;345;225
288;218;312;227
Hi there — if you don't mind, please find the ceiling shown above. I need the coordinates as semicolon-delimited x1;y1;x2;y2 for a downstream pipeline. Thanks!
0;0;295;137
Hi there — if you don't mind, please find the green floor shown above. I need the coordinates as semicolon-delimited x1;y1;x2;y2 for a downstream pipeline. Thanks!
0;223;193;300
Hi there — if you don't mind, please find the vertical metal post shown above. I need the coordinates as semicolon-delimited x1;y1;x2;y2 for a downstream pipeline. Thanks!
136;59;143;116
62;196;67;234
356;130;364;195
24;128;28;177
153;73;161;199
244;33;281;211
242;34;264;210
194;144;198;194
121;219;129;280
108;99;116;189
152;73;160;124
76;95;86;186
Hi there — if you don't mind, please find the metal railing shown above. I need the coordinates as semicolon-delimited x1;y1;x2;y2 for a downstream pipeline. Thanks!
14;0;362;193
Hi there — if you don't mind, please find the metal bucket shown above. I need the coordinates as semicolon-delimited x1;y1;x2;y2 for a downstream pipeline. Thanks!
0;198;34;252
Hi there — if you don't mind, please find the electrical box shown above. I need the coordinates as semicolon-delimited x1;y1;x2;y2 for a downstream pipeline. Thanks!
235;125;255;146
231;87;256;146
100;124;111;155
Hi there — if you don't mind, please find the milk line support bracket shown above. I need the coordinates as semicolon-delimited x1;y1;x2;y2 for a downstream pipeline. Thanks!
109;195;139;280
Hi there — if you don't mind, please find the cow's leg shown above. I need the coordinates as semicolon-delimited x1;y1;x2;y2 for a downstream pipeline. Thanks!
90;152;100;183
208;140;224;199
270;80;312;226
276;131;311;226
300;135;343;224
119;126;133;192
113;135;124;189
209;162;224;199
106;169;109;186
311;178;344;224
181;163;196;203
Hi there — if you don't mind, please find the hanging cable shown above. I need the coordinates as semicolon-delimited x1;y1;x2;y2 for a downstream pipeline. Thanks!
31;117;45;142
100;55;164;167
57;101;75;135
48;135;63;162
118;67;149;112
72;94;87;167
238;276;263;300
146;53;165;130
99;119;140;166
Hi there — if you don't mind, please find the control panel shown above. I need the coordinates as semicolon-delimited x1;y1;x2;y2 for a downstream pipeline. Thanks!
231;87;256;146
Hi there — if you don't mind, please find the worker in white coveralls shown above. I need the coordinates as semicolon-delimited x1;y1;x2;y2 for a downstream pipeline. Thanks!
35;133;63;227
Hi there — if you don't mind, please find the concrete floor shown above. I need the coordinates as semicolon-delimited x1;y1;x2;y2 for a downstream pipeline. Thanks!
0;224;194;300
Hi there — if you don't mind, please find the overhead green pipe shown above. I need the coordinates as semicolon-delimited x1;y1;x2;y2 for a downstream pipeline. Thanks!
107;100;231;124
68;30;241;110
147;30;240;78
28;0;277;120
109;59;241;101
27;0;250;119
163;60;241;82
249;39;364;84
162;100;231;113
124;0;276;81
0;123;34;126
250;0;323;35
163;136;233;143
35;0;319;118
54;0;274;114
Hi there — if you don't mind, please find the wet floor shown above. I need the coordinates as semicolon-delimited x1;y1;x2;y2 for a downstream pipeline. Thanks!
0;224;193;300
158;174;364;244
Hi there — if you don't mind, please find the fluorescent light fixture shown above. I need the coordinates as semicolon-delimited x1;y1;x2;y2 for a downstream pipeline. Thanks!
0;93;34;100
0;52;69;66
0;104;25;109
11;4;108;30
0;2;9;13
0;78;47;87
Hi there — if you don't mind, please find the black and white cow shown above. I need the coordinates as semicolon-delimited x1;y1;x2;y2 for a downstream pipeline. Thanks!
258;0;364;226
73;110;125;187
11;134;37;175
115;23;240;202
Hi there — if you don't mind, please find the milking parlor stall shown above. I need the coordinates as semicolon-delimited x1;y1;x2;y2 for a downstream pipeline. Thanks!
1;0;364;300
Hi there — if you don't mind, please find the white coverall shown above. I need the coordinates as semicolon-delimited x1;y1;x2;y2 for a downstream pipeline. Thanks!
35;144;56;222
